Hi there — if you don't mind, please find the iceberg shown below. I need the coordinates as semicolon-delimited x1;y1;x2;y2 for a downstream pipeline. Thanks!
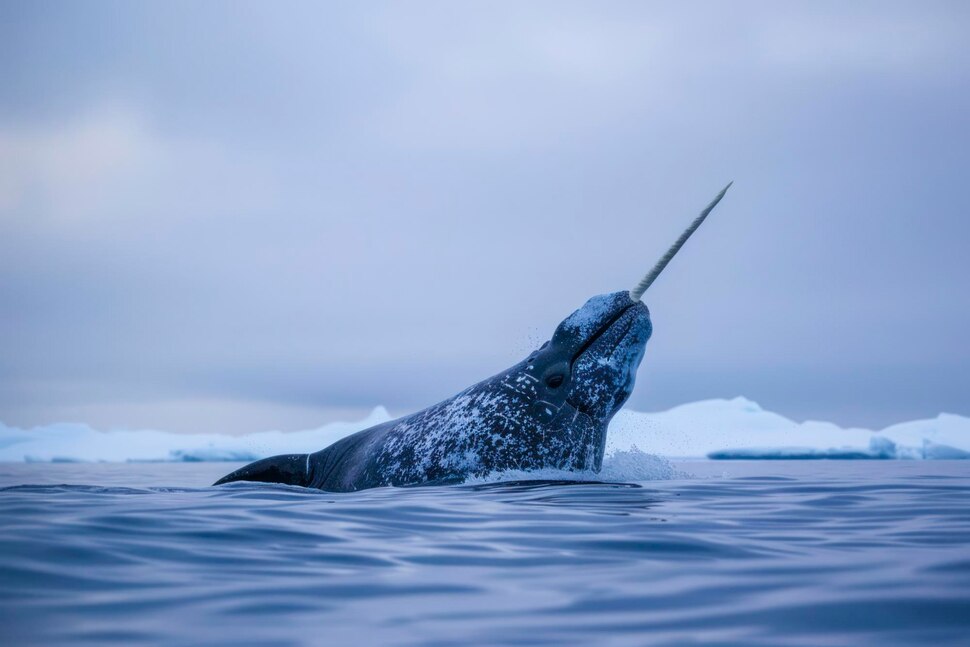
0;407;392;463
0;398;967;463
607;398;970;460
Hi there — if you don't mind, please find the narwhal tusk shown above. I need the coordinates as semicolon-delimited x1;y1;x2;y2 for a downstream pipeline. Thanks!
629;182;733;301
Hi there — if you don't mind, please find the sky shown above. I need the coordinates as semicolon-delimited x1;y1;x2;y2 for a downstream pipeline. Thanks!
1;1;968;433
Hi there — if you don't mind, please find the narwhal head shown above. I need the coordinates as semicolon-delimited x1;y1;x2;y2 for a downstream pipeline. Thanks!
496;184;731;469
508;182;733;457
524;292;652;425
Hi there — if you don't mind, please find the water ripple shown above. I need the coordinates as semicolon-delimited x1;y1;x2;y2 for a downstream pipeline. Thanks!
0;461;968;646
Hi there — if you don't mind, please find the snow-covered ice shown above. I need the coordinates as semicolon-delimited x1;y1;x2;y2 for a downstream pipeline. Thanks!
1;397;967;464
607;397;970;460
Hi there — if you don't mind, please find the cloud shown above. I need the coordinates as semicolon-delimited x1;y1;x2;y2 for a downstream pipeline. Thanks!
0;2;968;433
0;106;146;220
753;6;968;76
0;105;282;231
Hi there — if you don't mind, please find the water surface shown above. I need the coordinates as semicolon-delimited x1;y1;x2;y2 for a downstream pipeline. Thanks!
1;461;967;646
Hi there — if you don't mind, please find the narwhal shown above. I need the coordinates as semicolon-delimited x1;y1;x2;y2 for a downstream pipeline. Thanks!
215;184;731;491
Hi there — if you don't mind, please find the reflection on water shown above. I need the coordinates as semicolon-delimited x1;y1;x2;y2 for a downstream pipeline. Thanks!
0;461;968;646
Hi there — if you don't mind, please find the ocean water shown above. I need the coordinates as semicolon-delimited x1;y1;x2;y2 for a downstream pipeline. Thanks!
1;461;968;646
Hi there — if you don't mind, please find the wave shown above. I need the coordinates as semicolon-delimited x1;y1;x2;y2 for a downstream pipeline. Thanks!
463;447;681;485
1;397;967;463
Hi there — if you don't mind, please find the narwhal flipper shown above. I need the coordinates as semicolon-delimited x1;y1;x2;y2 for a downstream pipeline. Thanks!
213;453;310;487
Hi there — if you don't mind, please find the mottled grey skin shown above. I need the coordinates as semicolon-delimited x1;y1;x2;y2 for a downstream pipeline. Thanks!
215;291;652;491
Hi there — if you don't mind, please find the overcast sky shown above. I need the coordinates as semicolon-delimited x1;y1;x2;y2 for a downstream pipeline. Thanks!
1;1;968;433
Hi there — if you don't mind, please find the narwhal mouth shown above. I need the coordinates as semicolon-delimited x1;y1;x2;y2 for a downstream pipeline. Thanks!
605;313;638;360
566;307;644;419
569;300;638;367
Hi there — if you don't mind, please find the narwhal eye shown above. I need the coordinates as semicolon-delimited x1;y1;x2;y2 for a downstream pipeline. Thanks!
545;374;564;388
